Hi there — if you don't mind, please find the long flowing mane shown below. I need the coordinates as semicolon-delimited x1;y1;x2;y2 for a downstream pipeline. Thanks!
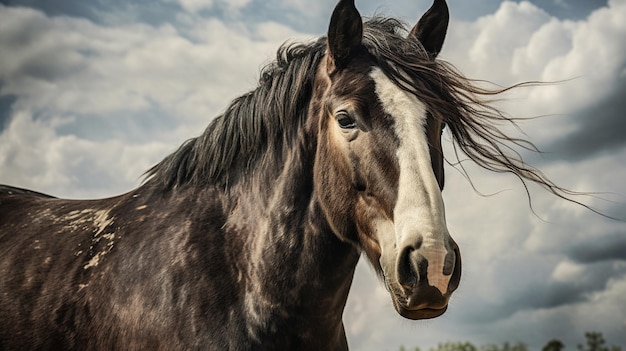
146;16;575;204
145;40;326;188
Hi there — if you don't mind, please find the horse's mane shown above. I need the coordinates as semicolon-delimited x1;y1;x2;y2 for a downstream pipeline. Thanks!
145;39;326;188
145;16;580;208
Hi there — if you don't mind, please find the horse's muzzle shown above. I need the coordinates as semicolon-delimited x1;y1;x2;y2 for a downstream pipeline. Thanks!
387;238;461;320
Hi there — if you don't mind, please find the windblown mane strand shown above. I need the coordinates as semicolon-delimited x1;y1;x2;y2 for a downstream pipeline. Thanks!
145;40;326;189
361;17;592;210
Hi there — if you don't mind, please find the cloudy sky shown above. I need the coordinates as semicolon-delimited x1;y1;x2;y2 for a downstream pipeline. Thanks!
1;0;625;350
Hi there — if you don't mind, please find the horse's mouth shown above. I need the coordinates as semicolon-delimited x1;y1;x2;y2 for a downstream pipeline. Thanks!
387;284;450;320
396;304;448;320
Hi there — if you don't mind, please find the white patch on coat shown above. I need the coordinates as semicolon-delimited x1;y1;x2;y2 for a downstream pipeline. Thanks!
55;208;118;270
60;209;113;234
93;210;114;235
370;67;451;294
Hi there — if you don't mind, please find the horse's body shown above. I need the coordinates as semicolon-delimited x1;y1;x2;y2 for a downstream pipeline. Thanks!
0;0;566;349
0;180;355;350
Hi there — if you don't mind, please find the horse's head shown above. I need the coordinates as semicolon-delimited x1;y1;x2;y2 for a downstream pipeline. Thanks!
312;0;460;320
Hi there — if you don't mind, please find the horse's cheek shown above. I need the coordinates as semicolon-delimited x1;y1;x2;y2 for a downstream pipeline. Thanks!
314;140;358;243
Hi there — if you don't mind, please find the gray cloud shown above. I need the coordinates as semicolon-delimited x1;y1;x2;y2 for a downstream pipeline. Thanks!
524;262;620;309
0;0;180;26
0;90;16;132
565;231;626;264
525;0;608;20
55;109;181;144
458;260;622;325
448;0;608;21
545;76;626;162
0;0;102;21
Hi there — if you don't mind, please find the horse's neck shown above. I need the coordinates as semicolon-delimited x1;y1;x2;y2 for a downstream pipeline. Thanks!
224;142;360;346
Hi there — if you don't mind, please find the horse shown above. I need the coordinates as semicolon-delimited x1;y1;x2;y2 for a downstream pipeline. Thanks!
0;0;569;349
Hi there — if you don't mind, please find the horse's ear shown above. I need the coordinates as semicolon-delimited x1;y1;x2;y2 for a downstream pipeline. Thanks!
327;0;363;74
409;0;449;59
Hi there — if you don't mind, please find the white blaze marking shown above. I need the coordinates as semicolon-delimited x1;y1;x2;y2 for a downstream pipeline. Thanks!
370;68;451;294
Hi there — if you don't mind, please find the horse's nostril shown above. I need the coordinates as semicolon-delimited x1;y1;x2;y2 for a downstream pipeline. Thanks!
397;247;414;290
397;246;427;291
443;250;456;275
448;245;462;292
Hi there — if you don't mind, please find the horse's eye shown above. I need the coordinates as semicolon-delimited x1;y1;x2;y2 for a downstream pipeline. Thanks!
336;112;357;130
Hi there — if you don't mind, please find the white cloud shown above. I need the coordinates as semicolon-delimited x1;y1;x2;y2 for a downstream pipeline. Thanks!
511;18;575;78
0;110;172;198
468;1;551;83
444;0;626;123
0;4;308;197
551;260;586;282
